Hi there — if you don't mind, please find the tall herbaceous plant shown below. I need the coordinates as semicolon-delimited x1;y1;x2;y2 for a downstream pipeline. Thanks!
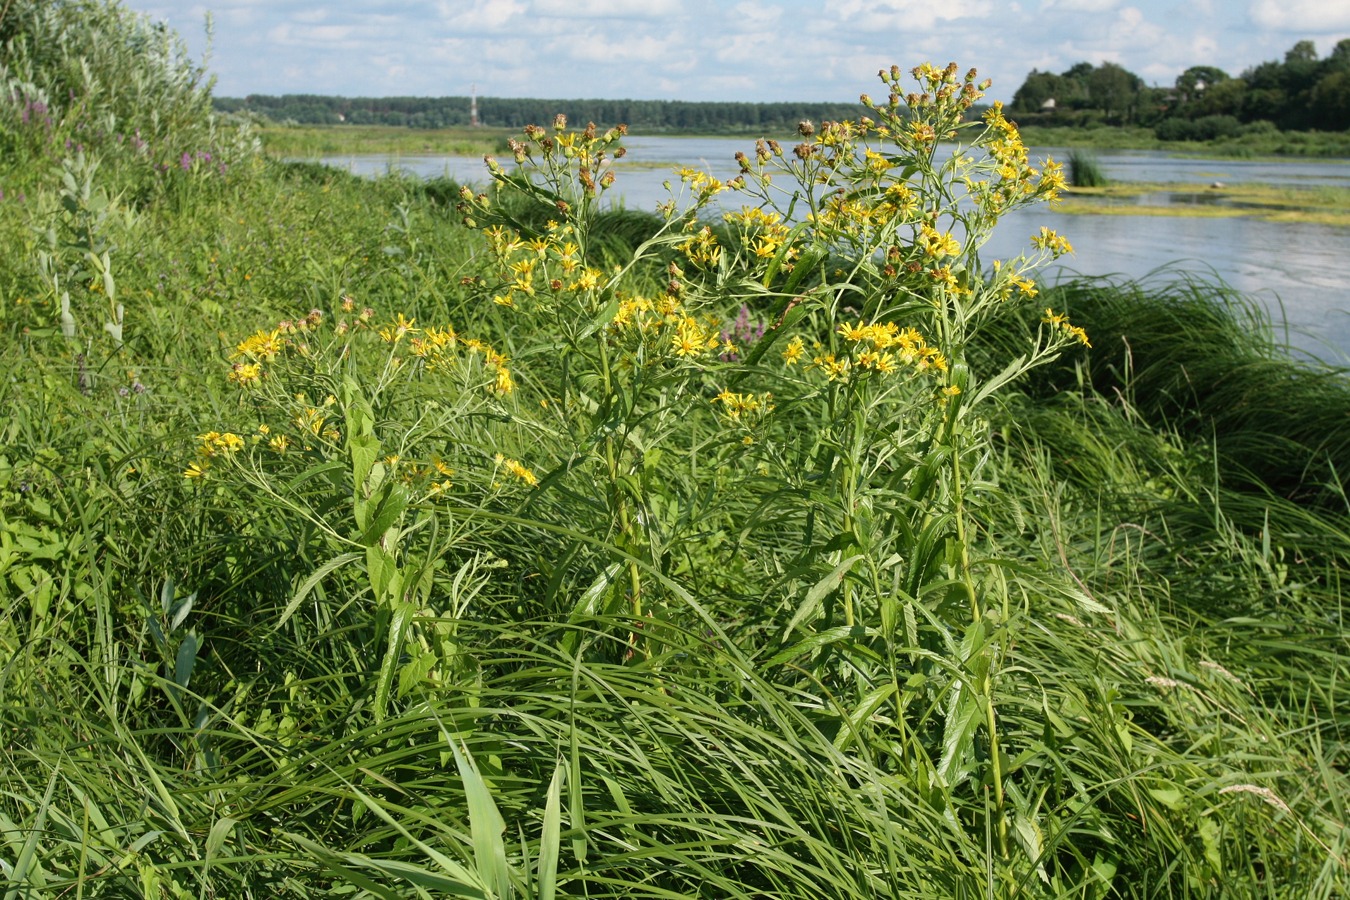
458;62;1090;859
201;63;1087;871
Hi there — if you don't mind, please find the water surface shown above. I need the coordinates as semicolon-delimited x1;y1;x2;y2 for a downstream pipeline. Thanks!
320;137;1350;361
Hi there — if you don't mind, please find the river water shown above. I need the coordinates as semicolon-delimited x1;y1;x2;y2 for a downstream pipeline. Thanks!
321;137;1350;361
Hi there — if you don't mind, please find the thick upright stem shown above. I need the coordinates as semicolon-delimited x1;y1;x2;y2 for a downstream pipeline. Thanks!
948;383;1009;859
594;331;644;624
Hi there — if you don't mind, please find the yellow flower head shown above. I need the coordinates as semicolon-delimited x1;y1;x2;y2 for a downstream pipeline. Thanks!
233;329;286;361
378;313;419;344
1032;227;1074;258
495;453;538;487
228;362;263;387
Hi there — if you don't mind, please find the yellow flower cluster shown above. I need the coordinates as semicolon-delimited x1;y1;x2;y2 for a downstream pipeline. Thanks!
675;166;728;203
481;221;592;309
953;102;1068;218
482;119;627;205
818;320;949;379
812;193;895;234
184;430;245;478
862;149;892;177
1042;309;1092;347
671;315;722;358
879;183;919;220
224;312;326;390
196;430;244;456
712;389;774;420
466;339;515;395
234;328;287;360
1032;226;1075;258
677;225;722;269
378;313;418;344
228;361;263;387
989;259;1040;300
291;397;343;446
407;323;515;395
919;223;962;259
723;206;794;262
494;453;538;487
610;292;682;330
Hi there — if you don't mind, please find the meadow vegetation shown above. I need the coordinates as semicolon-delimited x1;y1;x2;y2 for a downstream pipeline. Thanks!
1055;182;1350;227
2;2;1348;897
253;124;510;160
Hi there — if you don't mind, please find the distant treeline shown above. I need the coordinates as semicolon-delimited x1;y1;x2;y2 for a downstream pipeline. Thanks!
212;95;868;134
1010;38;1350;136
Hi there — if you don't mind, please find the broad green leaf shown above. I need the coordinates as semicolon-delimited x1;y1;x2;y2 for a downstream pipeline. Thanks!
451;741;511;899
277;551;363;629
784;554;864;637
538;763;564;900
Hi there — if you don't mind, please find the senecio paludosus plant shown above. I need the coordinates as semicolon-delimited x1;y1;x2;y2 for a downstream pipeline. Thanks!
197;62;1087;856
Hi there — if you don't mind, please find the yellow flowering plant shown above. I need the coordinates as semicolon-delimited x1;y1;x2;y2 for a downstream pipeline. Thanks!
188;299;538;719
665;62;1095;860
457;117;743;649
194;61;1093;853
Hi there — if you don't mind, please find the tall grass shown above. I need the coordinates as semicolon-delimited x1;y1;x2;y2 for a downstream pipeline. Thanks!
1005;271;1350;507
1067;149;1109;187
2;6;1348;897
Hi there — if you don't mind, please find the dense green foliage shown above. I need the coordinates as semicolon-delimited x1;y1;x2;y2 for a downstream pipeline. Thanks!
216;92;869;135
2;4;1348;897
1011;40;1350;133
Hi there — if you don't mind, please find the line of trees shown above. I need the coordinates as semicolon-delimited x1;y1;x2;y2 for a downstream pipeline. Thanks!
213;94;868;135
1010;39;1350;135
216;38;1350;139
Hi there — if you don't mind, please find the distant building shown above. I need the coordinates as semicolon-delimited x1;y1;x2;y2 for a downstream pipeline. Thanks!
1041;98;1057;111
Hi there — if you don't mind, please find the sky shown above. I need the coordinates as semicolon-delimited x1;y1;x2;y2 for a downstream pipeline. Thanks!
120;0;1350;105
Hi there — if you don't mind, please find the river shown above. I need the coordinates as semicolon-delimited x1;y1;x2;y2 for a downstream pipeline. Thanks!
320;137;1350;362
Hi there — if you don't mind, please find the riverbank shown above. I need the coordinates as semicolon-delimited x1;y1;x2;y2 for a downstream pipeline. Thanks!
5;43;1349;893
5;152;1349;895
256;123;511;158
255;120;1350;162
1018;123;1350;158
1059;181;1350;226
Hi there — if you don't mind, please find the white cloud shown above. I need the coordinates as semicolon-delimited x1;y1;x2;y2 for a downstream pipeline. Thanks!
531;0;682;18
111;0;1347;104
1250;1;1350;31
1189;33;1219;62
436;0;528;31
548;27;683;65
823;0;995;30
729;1;783;30
1041;0;1121;11
1107;6;1164;47
266;23;361;46
713;30;779;64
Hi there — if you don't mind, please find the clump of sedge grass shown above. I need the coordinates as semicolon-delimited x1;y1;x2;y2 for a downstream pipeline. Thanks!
1068;148;1109;187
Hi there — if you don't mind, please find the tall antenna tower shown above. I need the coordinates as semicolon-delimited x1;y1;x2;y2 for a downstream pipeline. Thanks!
470;83;479;128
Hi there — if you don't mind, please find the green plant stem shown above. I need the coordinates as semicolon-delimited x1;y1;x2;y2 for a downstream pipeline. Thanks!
941;348;1010;860
593;329;644;625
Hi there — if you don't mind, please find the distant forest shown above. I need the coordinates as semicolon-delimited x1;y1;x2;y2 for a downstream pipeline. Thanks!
211;94;867;135
215;39;1350;139
1009;39;1350;136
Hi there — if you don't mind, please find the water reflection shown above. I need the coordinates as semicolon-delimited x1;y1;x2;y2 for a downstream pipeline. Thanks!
318;138;1350;362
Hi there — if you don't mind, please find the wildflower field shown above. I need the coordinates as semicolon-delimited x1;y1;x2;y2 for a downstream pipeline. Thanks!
1;2;1348;897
